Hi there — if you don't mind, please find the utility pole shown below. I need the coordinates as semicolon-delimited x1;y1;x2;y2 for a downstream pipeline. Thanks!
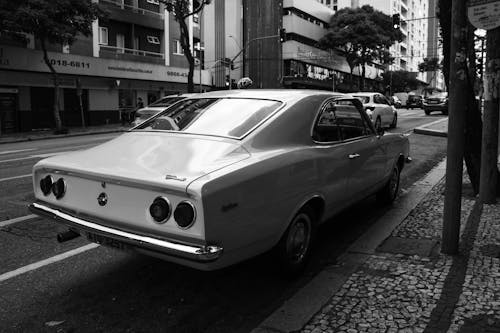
442;0;468;255
479;26;500;203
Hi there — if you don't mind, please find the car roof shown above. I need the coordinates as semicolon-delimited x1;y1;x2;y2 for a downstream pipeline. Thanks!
186;89;345;103
351;92;378;96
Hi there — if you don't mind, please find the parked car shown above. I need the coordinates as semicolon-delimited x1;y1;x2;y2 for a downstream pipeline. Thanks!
352;92;398;131
391;96;402;108
29;90;410;274
423;92;448;115
131;94;195;127
406;94;423;109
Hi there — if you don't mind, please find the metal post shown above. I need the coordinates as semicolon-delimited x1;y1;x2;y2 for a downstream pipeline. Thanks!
228;63;232;90
442;0;468;255
479;27;500;203
199;65;202;92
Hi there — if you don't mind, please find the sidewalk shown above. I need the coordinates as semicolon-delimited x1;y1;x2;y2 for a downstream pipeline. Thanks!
0;123;131;145
254;163;500;333
414;118;448;137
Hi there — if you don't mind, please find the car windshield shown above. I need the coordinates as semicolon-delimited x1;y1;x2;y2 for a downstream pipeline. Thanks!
428;92;447;99
353;96;370;104
148;96;186;107
134;98;283;138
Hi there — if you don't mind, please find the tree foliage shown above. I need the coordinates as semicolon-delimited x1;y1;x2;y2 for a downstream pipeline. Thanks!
160;0;211;93
381;70;422;93
0;0;105;132
418;57;442;72
320;5;403;90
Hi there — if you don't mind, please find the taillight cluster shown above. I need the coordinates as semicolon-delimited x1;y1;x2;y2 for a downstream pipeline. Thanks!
39;175;66;200
149;197;196;229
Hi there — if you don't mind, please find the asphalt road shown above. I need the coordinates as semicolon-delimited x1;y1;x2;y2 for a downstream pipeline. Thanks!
0;110;448;333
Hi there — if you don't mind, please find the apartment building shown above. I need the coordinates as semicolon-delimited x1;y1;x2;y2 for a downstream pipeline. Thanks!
337;0;429;82
243;0;383;91
0;0;213;133
426;0;445;90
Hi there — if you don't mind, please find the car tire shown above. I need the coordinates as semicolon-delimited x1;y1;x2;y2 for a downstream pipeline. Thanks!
275;205;316;275
377;163;401;205
442;110;448;115
425;109;430;115
390;114;397;129
374;117;382;132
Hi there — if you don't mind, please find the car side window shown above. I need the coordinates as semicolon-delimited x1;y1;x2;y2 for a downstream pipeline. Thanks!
312;101;342;143
333;100;371;140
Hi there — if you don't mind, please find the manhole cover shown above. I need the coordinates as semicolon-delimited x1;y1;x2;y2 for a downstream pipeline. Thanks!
377;237;438;257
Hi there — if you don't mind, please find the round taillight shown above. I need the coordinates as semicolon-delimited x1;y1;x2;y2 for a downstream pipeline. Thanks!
174;201;196;229
149;197;171;224
40;175;53;196
51;178;66;199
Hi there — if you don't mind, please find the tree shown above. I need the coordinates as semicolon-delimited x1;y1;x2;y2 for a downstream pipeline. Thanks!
320;5;403;91
160;0;211;93
0;0;105;133
381;70;422;92
438;0;500;195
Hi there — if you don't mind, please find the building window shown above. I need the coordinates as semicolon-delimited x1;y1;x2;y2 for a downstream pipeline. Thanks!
98;27;108;45
147;36;160;44
174;40;184;55
147;0;159;4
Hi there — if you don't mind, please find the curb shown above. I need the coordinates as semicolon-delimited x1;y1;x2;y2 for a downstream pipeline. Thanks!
413;118;448;137
0;128;128;145
251;158;448;333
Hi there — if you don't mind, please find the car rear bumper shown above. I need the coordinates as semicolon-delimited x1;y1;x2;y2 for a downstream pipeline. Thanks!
29;202;223;262
423;103;448;111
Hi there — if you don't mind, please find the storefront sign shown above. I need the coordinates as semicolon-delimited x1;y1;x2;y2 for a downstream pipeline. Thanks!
468;0;500;30
0;46;211;85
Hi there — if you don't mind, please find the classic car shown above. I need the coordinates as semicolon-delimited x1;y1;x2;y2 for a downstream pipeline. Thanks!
29;90;410;274
131;93;195;127
352;92;398;131
423;92;448;115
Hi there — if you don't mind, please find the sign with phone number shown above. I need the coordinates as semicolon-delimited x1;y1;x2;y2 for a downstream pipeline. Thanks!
49;59;91;69
468;0;500;30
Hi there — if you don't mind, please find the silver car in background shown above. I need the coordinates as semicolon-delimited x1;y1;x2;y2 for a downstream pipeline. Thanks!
352;92;398;131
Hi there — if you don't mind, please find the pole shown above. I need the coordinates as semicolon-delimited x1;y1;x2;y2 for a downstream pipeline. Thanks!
479;27;500;203
442;0;468;255
228;63;232;90
199;65;202;92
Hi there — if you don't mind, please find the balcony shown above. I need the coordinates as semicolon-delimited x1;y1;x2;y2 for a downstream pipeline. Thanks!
100;45;165;64
100;0;164;30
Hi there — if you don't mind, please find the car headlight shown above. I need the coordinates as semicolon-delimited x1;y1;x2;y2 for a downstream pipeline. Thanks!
174;201;196;229
40;175;54;196
51;178;67;199
149;197;172;224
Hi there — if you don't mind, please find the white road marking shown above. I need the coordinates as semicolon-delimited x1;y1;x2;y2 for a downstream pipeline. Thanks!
0;214;38;227
0;243;99;283
0;174;32;182
0;148;38;155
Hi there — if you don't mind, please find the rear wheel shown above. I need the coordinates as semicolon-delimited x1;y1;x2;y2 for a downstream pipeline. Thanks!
275;206;316;275
442;109;448;115
377;164;401;205
374;117;382;132
425;109;431;115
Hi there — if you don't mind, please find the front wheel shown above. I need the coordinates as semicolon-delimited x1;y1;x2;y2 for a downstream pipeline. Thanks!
377;164;401;205
390;114;397;129
275;206;316;275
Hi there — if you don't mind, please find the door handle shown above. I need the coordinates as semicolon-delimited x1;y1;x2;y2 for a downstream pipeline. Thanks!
349;153;360;159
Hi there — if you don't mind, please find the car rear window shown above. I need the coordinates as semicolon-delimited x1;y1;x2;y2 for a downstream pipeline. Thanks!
134;98;283;139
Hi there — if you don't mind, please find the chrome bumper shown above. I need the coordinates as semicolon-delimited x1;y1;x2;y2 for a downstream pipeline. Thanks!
29;202;223;262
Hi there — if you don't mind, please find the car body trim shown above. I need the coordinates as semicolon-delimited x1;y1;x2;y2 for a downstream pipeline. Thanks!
37;168;192;198
29;202;223;262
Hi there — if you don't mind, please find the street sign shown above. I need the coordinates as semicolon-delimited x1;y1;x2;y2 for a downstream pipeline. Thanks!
468;0;500;30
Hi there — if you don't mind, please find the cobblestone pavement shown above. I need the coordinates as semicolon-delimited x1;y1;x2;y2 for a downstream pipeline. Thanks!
301;175;500;333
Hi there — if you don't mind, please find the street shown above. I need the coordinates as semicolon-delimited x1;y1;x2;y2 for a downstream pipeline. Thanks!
0;110;447;333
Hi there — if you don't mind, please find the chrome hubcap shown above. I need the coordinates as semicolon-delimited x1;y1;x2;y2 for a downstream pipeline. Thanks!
286;214;311;264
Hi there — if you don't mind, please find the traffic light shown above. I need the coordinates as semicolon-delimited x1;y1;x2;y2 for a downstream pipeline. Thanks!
279;28;287;43
392;14;400;29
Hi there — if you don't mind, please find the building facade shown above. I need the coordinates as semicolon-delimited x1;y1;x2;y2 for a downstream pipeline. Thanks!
336;0;429;83
426;0;445;90
0;0;213;133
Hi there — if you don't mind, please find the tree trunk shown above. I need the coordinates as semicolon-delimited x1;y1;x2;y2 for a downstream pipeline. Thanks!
41;39;63;131
361;63;366;91
178;17;195;92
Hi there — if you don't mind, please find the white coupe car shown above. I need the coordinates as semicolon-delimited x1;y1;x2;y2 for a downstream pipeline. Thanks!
352;92;398;131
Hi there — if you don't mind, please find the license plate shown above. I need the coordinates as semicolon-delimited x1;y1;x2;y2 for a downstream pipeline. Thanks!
428;100;437;104
87;232;130;251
